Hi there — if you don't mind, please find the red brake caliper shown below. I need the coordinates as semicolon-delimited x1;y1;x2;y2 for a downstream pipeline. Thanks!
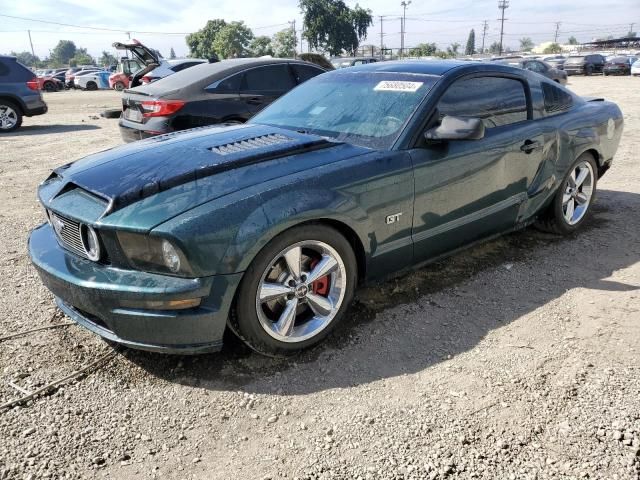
309;259;330;296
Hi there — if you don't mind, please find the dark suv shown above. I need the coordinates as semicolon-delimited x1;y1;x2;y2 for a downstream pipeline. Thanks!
0;55;47;132
563;54;606;75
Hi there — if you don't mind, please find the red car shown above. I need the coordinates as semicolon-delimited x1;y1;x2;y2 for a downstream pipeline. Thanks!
109;58;143;91
37;75;62;92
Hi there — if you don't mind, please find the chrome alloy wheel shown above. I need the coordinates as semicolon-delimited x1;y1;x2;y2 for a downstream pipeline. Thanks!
0;105;18;130
255;241;347;343
562;160;595;225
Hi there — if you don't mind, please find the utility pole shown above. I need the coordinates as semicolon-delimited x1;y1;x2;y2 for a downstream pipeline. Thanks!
400;1;411;58
481;20;489;54
379;16;385;60
629;23;635;37
27;30;36;66
289;20;297;58
554;22;561;43
497;0;509;55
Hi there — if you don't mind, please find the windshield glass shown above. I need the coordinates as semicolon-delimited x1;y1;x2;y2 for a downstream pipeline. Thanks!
249;72;438;149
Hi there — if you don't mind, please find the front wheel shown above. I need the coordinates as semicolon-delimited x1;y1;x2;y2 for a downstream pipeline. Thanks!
233;225;357;356
85;81;97;91
43;81;56;92
113;81;125;91
536;153;598;235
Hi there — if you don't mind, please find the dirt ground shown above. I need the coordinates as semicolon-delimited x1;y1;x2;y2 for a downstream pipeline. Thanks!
0;77;639;480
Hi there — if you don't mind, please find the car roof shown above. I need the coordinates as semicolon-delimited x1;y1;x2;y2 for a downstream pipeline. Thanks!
131;58;317;96
167;58;207;65
337;60;473;76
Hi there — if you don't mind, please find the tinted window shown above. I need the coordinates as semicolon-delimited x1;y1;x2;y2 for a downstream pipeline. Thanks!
0;60;9;76
209;73;242;92
291;64;324;84
541;82;573;114
242;65;295;93
171;61;201;72
524;61;546;73
437;76;528;128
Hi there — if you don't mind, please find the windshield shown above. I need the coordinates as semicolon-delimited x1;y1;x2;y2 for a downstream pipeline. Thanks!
249;72;438;149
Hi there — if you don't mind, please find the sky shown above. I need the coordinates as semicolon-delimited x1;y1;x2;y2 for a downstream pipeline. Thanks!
0;0;638;59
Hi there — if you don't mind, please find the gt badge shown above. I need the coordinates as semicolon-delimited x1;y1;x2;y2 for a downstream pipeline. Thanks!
386;212;403;224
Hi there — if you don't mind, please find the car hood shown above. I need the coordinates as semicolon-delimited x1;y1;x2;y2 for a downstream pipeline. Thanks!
40;124;367;222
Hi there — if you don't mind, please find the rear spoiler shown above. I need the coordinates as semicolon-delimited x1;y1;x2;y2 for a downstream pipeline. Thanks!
583;96;605;102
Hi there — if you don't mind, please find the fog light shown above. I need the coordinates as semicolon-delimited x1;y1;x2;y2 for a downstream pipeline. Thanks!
162;239;181;273
80;224;101;261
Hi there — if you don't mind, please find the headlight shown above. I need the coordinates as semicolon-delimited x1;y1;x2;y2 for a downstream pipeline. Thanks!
116;231;193;276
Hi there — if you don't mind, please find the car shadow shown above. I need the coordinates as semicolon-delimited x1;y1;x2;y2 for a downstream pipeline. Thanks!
120;188;640;395
8;124;101;136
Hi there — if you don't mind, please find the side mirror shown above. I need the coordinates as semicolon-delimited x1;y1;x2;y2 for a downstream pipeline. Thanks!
424;115;485;141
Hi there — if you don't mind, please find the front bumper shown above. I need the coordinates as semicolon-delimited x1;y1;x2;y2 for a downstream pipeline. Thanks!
29;223;243;354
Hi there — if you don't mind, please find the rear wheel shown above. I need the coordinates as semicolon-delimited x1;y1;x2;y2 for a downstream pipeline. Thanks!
585;65;594;76
114;81;125;91
0;101;22;133
43;81;56;92
234;225;357;356
536;153;598;235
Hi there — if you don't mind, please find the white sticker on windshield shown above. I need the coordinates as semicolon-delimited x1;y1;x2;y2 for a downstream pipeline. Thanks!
374;81;423;92
310;106;327;115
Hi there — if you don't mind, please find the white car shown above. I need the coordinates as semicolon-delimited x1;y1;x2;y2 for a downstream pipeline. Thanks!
632;59;640;76
74;70;111;90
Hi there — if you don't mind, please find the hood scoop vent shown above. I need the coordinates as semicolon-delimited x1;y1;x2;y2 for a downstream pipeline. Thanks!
210;133;294;156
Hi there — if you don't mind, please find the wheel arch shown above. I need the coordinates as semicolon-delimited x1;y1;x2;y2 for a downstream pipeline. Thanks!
0;95;25;114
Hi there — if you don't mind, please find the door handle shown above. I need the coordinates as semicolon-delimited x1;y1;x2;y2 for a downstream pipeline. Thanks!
520;140;542;153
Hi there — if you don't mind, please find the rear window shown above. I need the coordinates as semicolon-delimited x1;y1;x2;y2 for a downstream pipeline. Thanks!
541;82;573;115
565;56;585;64
291;64;324;84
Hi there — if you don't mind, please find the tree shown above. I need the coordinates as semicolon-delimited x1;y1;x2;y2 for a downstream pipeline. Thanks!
568;36;578;45
272;28;297;57
169;47;177;59
186;19;227;58
213;21;254;58
488;41;501;54
51;40;77;65
409;43;437;57
543;43;563;54
250;36;273;57
10;51;40;67
465;29;475;55
519;37;534;52
446;42;460;57
628;31;637;38
69;48;94;67
99;51;117;67
300;0;373;56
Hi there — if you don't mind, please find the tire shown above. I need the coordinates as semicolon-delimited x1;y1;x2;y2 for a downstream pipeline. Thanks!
535;153;598;235
85;81;97;91
233;225;357;356
585;65;593;76
43;81;56;92
0;100;22;133
114;81;125;91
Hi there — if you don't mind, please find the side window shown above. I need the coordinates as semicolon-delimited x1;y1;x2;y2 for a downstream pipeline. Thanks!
353;60;365;65
171;62;198;73
208;73;242;93
437;76;528;128
541;82;573;115
241;65;295;93
290;64;324;84
0;60;9;77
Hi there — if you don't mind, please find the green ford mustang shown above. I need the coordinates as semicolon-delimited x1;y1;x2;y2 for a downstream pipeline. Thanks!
29;60;623;356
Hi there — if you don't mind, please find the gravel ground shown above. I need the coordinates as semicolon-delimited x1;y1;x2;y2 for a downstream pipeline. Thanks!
0;77;639;480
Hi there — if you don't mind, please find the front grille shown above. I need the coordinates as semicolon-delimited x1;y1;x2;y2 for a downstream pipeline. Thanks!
49;211;88;259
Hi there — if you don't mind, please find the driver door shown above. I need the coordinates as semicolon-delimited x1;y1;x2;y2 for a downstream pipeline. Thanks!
409;75;544;263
